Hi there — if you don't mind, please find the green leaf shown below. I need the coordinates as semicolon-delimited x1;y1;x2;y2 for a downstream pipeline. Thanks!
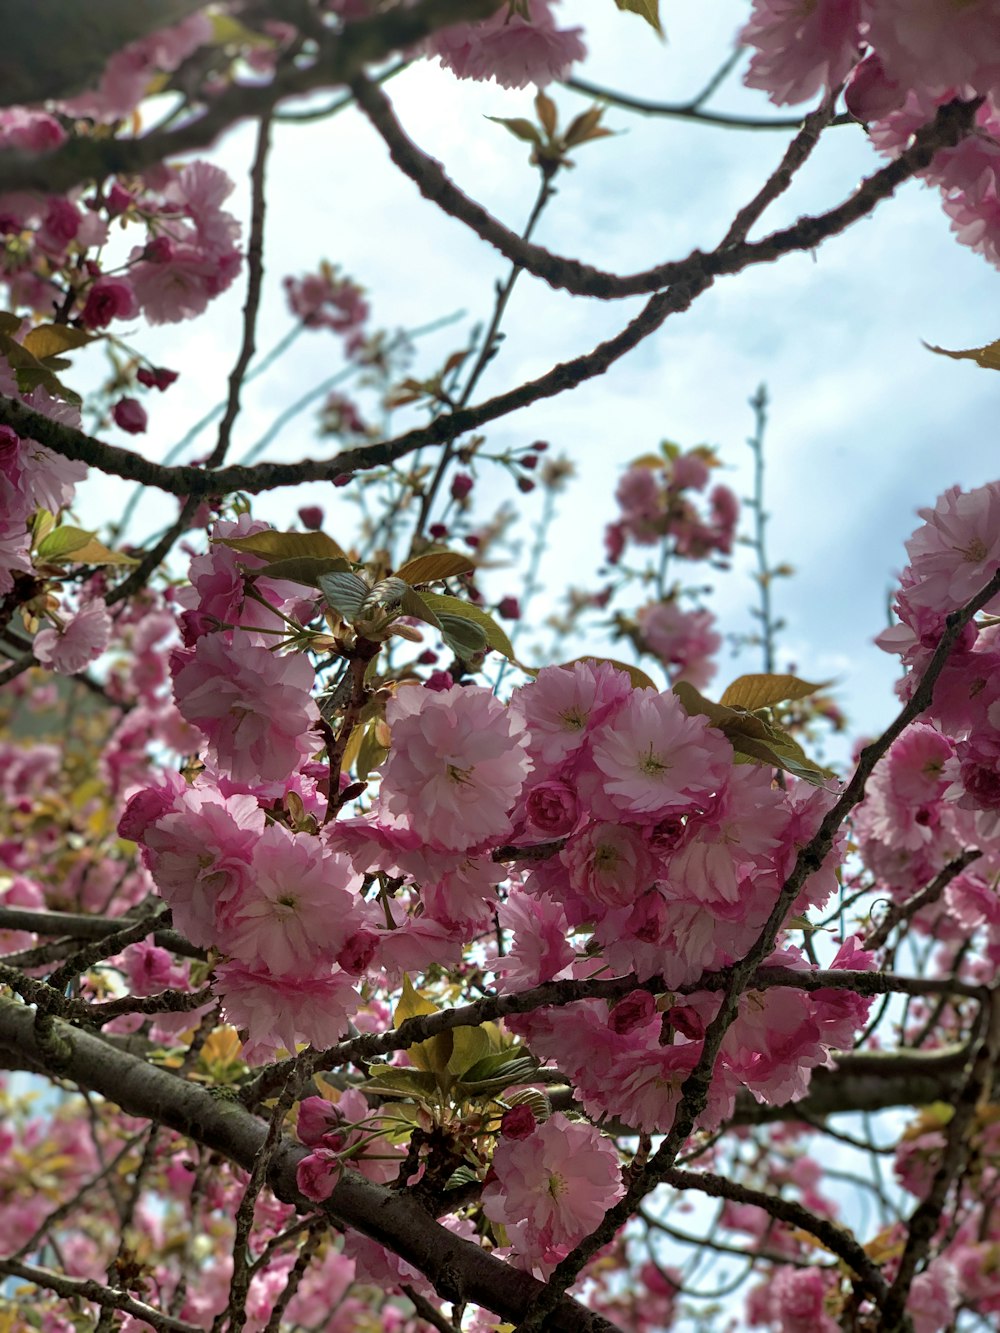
673;681;834;785
395;551;476;585
486;116;542;145
355;722;388;783
393;976;453;1078
363;1067;440;1100
251;555;350;587
446;1023;494;1078
0;311;21;335
217;530;349;561
318;570;370;620
924;338;1000;371
612;0;663;34
35;525;94;560
22;324;96;360
399;585;442;630
440;614;488;661
719;673;826;711
455;1053;539;1096
418;592;517;661
62;537;139;566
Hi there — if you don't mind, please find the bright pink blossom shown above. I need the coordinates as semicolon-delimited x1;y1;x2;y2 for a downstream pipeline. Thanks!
378;684;530;851
590;689;731;819
215;824;361;975
482;1113;623;1258
172;635;319;785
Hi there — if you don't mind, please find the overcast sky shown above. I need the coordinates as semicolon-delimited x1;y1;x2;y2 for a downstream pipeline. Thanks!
78;0;1000;755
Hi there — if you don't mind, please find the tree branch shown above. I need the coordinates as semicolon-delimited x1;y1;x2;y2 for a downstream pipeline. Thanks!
0;993;621;1333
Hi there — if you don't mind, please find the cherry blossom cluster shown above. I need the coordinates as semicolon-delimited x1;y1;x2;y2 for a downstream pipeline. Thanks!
740;0;1000;267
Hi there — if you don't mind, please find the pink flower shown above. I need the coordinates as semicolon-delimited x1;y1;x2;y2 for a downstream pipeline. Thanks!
296;1147;341;1202
496;889;574;988
902;482;1000;616
864;0;1000;101
767;1265;840;1333
81;278;139;329
741;0;863;106
636;601;721;688
215;823;361;975
142;786;265;946
523;779;579;837
561;821;656;909
378;685;530;851
428;0;586;90
512;660;632;769
33;600;113;675
172;635;319;785
590;689;731;819
214;960;358;1063
481;1113;623;1257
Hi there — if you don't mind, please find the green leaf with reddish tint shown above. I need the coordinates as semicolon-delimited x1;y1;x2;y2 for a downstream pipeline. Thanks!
395;551;475;585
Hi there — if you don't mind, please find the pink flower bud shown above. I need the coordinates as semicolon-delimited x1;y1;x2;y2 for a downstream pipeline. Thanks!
298;505;324;531
451;472;474;501
500;1105;537;1139
113;397;148;435
497;596;521;620
296;1147;341;1202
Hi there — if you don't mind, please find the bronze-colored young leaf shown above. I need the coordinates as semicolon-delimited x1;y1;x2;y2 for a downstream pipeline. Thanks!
924;338;1000;371
251;555;350;587
486;116;542;145
719;673;826;711
363;1066;441;1100
23;324;97;360
217;530;349;561
612;0;663;35
535;89;558;138
395;551;476;585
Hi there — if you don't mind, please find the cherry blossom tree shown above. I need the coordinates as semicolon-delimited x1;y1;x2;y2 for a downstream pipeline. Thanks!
2;4;1000;1332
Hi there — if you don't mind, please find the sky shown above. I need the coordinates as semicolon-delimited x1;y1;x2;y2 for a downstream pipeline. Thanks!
77;0;1000;757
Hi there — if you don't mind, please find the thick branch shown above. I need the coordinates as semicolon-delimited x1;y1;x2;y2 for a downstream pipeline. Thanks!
0;994;620;1333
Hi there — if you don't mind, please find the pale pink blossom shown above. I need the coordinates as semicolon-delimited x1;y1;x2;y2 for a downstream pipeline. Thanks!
482;1113;623;1258
378;684;530;851
496;889;575;988
590;689;731;819
903;482;1000;615
428;0;586;90
863;0;1000;101
511;660;632;769
62;13;213;120
33;600;113;675
766;1265;840;1333
908;1258;959;1333
172;634;319;785
142;786;265;946
741;0;863;106
214;960;358;1063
